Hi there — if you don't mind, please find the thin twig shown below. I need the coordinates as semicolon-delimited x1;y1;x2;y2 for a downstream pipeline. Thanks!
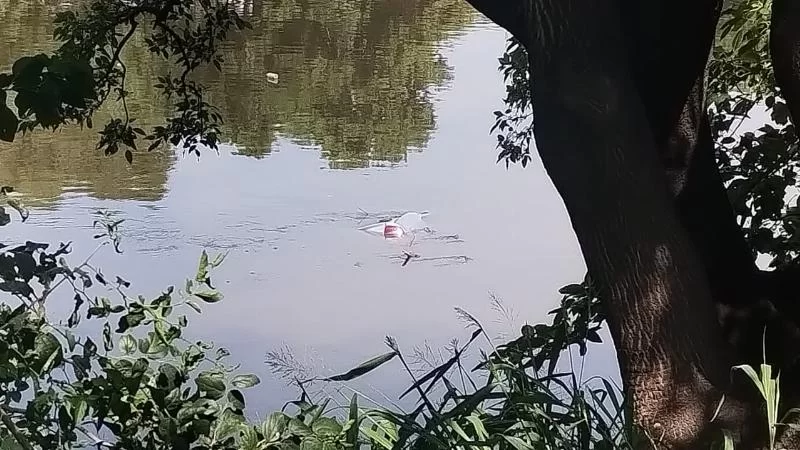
40;242;106;304
119;59;130;125
154;20;193;85
95;19;139;110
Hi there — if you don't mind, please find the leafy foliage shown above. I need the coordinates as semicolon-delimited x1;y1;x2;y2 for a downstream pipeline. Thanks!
493;38;533;169
7;0;794;448
0;186;28;227
263;280;635;450
3;0;629;448
1;0;474;184
709;0;800;268
0;0;251;158
0;213;269;449
0;198;628;449
492;0;800;269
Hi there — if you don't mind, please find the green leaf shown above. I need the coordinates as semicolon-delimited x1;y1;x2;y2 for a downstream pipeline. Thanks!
0;207;9;226
6;199;28;222
312;417;342;437
586;329;603;343
227;389;245;410
0;104;18;142
65;330;77;352
214;409;246;440
58;404;74;432
0;73;12;88
117;310;146;332
177;399;216;425
12;54;49;78
261;412;289;443
300;437;323;450
32;332;64;374
346;394;359;446
83;338;97;357
287;418;314;438
71;355;90;380
196;371;226;400
215;347;230;360
186;300;202;313
196;250;209;282
119;334;137;355
502;435;535;450
465;414;489;440
194;288;223;303
13;252;36;280
721;430;735;450
182;346;204;370
0;280;33;297
558;284;585;296
103;322;113;351
231;373;260;389
0;436;24;450
210;252;226;267
325;351;397;382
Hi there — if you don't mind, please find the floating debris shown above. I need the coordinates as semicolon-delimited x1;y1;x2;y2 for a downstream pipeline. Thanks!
358;211;430;239
393;253;472;267
266;72;279;84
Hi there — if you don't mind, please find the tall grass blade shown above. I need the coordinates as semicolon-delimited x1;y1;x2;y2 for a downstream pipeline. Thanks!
325;351;397;382
346;394;359;447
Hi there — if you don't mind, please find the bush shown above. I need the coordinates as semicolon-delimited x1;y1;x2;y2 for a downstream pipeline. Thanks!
1;198;636;449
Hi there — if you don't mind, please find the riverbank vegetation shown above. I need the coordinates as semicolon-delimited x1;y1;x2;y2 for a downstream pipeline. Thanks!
2;0;800;447
0;202;635;449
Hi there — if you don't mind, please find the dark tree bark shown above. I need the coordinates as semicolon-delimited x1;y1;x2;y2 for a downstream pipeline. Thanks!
620;0;762;311
769;0;800;320
466;1;749;447
628;1;800;430
768;2;800;446
461;0;800;447
771;0;800;125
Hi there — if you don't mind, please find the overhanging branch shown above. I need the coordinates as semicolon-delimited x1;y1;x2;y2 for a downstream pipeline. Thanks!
0;405;34;450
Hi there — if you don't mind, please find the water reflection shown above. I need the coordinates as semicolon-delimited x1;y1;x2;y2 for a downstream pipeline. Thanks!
0;131;174;207
0;0;474;206
208;0;472;166
0;20;599;413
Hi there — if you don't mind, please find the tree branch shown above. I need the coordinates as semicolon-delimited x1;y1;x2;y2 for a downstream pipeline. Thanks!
0;405;35;450
105;19;138;87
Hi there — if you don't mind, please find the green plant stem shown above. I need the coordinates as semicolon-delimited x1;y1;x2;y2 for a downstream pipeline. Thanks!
40;242;105;304
0;404;35;450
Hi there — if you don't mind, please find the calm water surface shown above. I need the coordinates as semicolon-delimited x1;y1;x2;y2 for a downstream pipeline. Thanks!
1;0;614;412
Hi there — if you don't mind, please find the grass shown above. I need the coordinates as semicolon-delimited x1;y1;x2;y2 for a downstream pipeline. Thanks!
266;280;645;449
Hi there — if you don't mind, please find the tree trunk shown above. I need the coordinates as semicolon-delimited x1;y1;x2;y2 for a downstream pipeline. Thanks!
621;0;762;310
463;0;759;447
771;0;800;125
769;2;800;447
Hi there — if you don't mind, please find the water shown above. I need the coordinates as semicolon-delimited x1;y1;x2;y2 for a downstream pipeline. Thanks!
1;0;614;413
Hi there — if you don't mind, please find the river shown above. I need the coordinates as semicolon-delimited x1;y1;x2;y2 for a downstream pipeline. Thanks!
1;0;615;413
